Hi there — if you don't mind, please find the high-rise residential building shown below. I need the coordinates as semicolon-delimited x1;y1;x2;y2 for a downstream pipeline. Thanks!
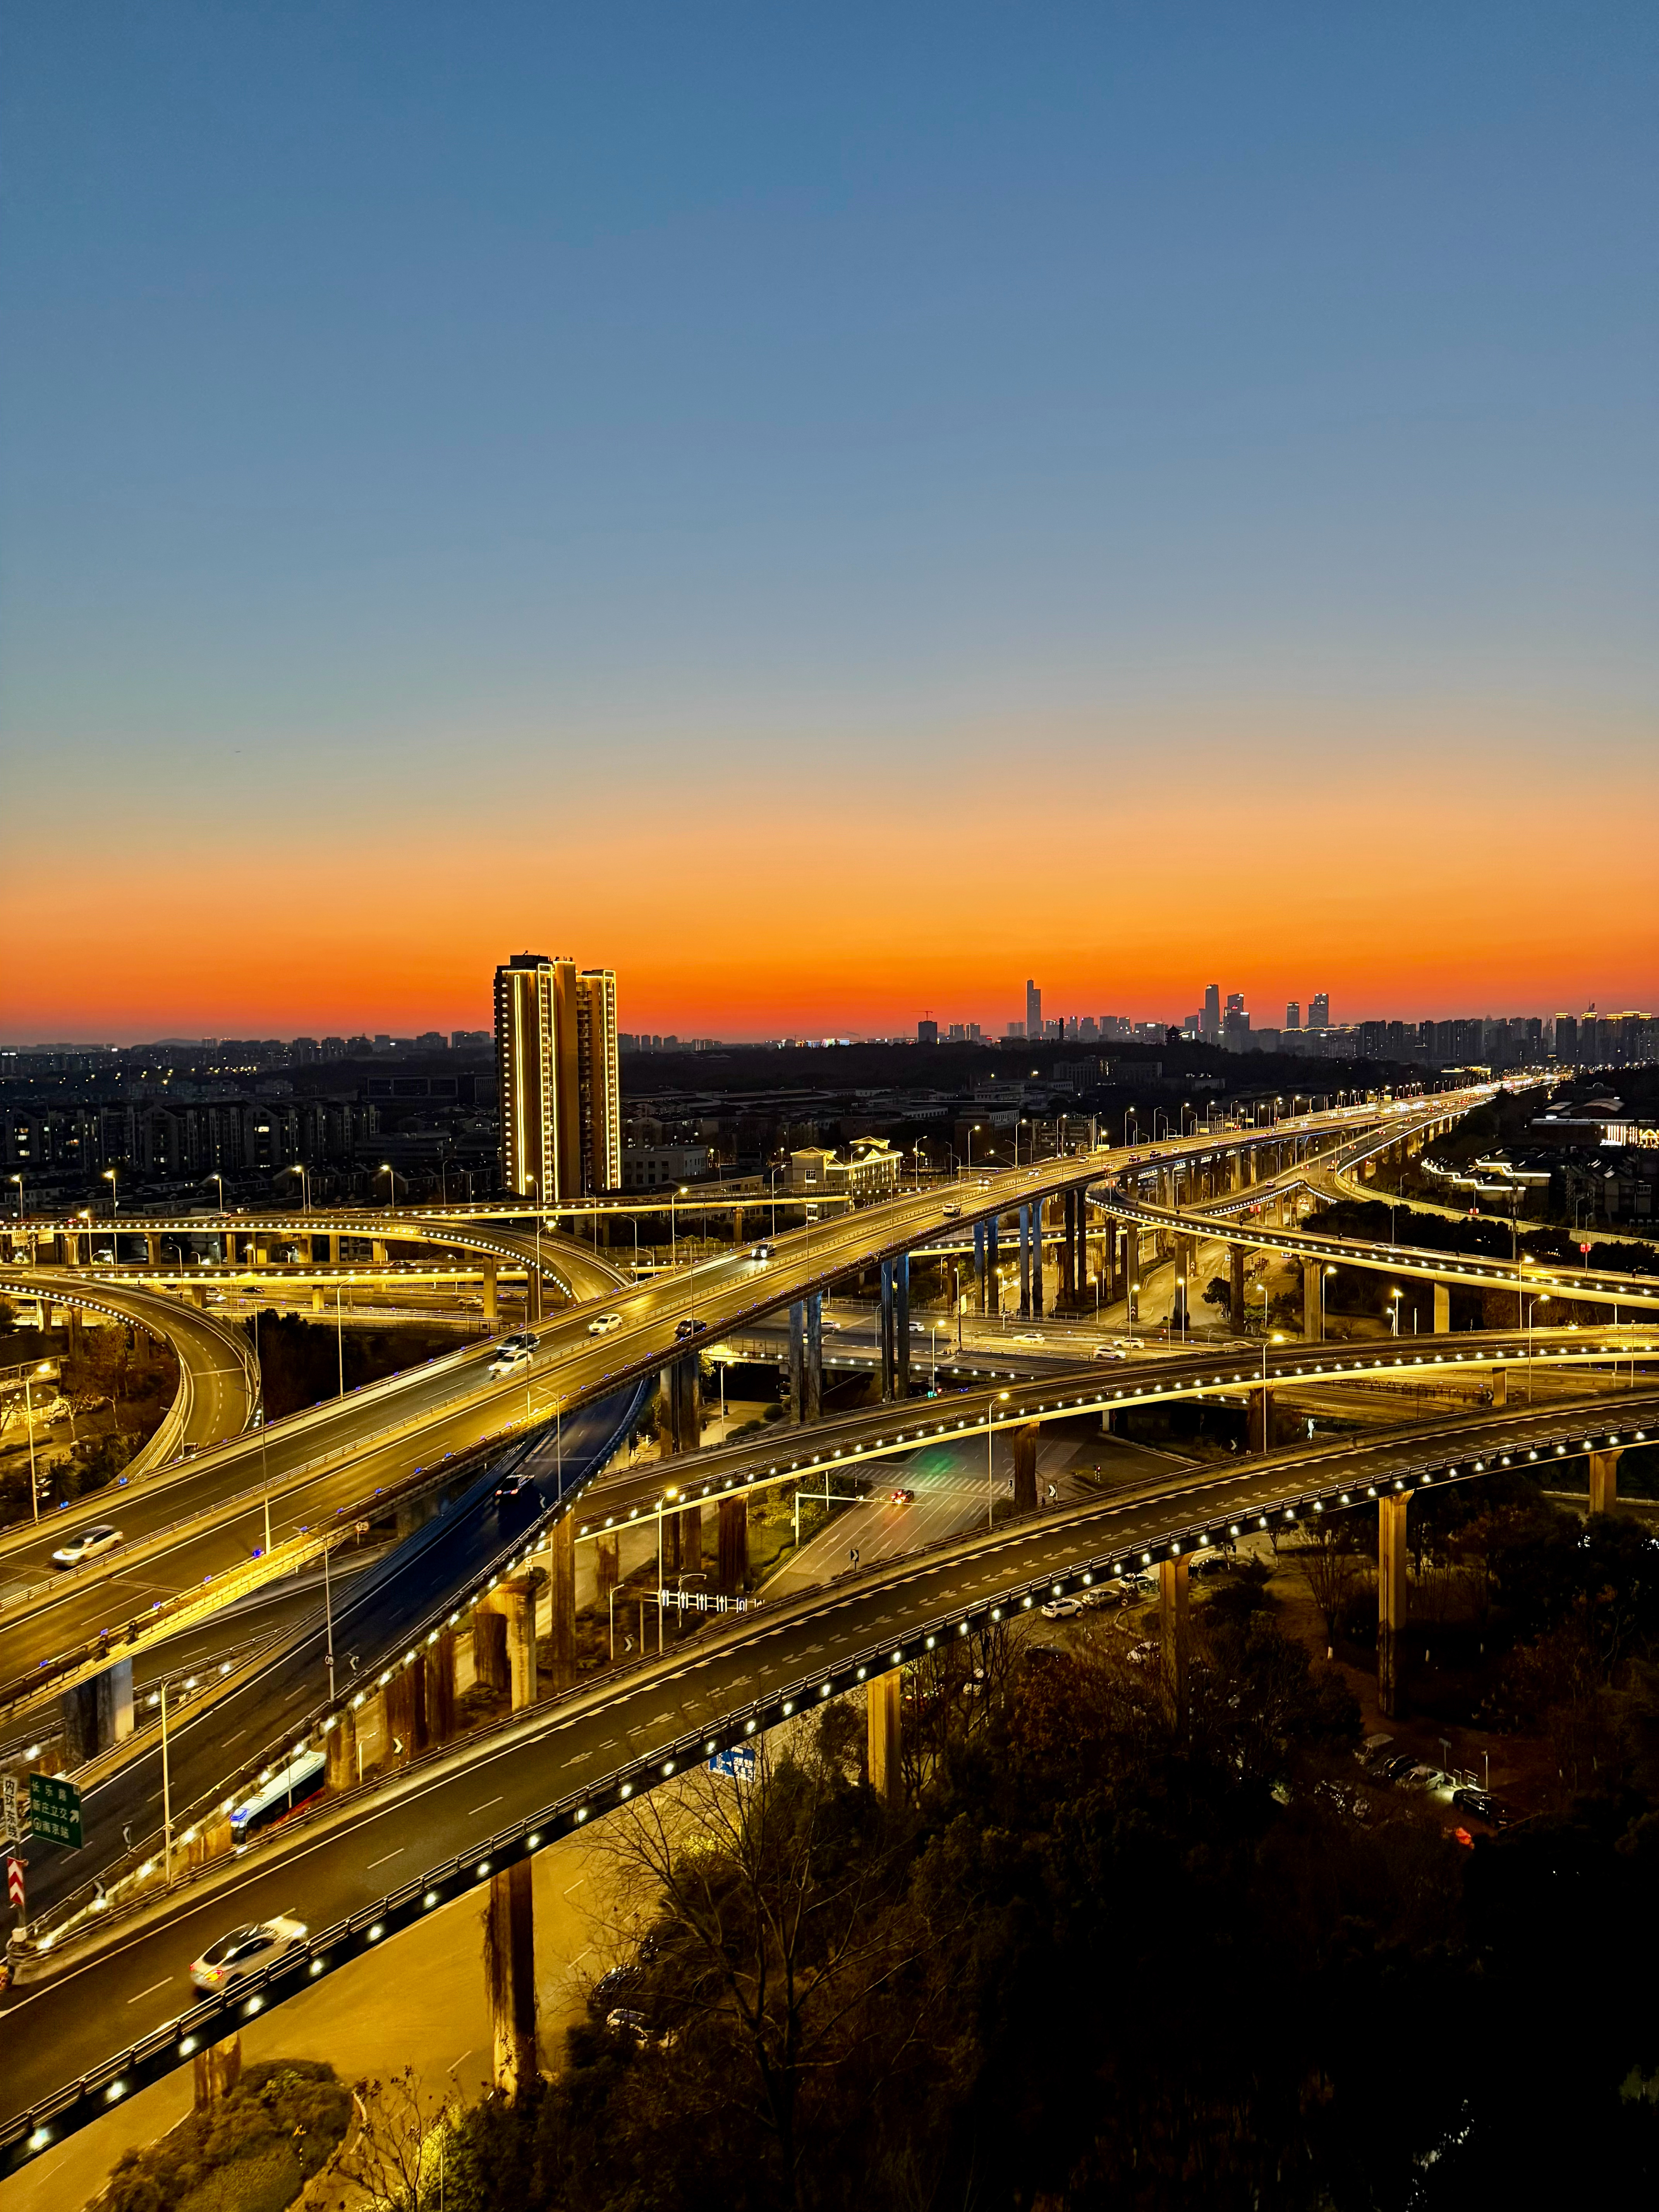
494;953;621;1199
1025;979;1042;1040
917;1018;939;1044
1285;1000;1301;1030
1310;991;1330;1029
1202;984;1221;1042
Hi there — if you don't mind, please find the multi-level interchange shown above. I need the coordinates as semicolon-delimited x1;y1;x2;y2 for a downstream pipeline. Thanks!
0;1039;1655;2172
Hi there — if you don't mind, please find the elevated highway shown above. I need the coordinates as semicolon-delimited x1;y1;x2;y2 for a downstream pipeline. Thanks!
2;1368;1652;2173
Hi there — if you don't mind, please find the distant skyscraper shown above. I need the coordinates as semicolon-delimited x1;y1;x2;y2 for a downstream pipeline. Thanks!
495;953;621;1199
917;1017;939;1044
1025;979;1042;1040
1202;984;1221;1042
1310;991;1330;1029
1285;1000;1301;1030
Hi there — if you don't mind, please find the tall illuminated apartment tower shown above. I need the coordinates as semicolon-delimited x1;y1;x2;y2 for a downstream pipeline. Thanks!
494;954;622;1199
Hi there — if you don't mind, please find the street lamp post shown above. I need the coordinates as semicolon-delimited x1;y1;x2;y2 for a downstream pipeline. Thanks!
9;1173;22;1224
103;1168;118;1259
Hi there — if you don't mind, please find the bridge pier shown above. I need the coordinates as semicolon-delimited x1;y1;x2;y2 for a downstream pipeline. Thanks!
485;1858;538;2096
1159;1557;1190;1724
1230;1244;1246;1331
867;1669;902;1808
879;1260;896;1400
1060;1190;1077;1305
59;1658;134;1765
1489;1367;1508;1410
481;1255;498;1323
596;1531;621;1606
1012;1423;1039;1513
986;1219;1000;1314
1302;1259;1324;1343
1032;1202;1045;1317
1589;1446;1624;1516
895;1251;910;1396
1018;1206;1032;1318
146;1233;163;1267
1432;1282;1450;1334
1172;1235;1192;1333
325;1709;358;1790
1247;1386;1274;1454
1378;1491;1409;1718
788;1295;824;1422
192;2033;244;2112
473;1606;510;1697
666;1352;701;1452
427;1631;457;1745
717;1496;749;1593
500;1578;540;1711
973;1221;987;1314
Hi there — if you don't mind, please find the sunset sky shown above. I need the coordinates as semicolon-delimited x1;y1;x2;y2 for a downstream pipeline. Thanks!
3;5;1654;1043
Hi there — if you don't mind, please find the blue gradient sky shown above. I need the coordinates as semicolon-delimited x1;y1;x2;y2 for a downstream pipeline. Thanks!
2;4;1654;1039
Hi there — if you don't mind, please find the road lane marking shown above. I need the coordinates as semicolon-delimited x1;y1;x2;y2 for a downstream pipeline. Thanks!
126;1978;172;2004
466;1795;503;1817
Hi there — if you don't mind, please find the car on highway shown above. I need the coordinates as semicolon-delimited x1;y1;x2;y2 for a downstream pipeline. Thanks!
888;1487;915;1504
587;1312;623;1336
493;1470;539;1505
488;1343;534;1376
190;1915;308;1992
675;1317;707;1340
751;1243;774;1261
941;1203;961;1217
1092;1343;1128;1361
49;1524;124;1570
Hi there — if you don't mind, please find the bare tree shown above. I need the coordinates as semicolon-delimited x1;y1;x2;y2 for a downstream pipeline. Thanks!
331;2067;454;2211
596;1740;931;2208
1290;1520;1365;1647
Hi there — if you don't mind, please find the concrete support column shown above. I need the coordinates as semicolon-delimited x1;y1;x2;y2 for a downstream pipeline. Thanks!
1302;1259;1324;1343
867;1669;902;1808
974;1221;987;1314
485;1858;538;2097
1159;1556;1190;1724
1012;1424;1038;1514
1018;1205;1032;1318
325;1709;357;1791
986;1219;1000;1314
894;1251;910;1398
1432;1281;1450;1334
717;1495;749;1593
596;1532;621;1605
473;1605;510;1696
789;1300;805;1422
312;1285;326;1313
1230;1243;1246;1331
668;1353;702;1453
1489;1367;1508;1409
501;1578;540;1711
878;1260;896;1400
1248;1385;1273;1454
108;1656;134;1742
1377;1491;1409;1719
678;1503;703;1580
371;1239;388;1264
426;1632;457;1746
805;1291;823;1421
1173;1235;1192;1333
146;1234;163;1267
481;1255;498;1324
547;1516;575;1691
1031;1200;1045;1317
1588;1446;1624;1516
1060;1190;1077;1305
192;2033;244;2112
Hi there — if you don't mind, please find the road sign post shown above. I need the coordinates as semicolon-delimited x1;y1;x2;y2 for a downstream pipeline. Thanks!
1;1775;17;1847
28;1774;82;1851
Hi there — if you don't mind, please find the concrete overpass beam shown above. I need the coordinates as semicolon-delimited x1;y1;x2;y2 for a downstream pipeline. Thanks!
485;1858;538;2097
1159;1556;1190;1725
1589;1447;1624;1517
867;1669;903;1808
1377;1491;1408;1719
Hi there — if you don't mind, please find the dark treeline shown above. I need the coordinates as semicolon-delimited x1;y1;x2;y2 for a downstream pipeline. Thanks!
416;1567;1659;2210
244;1310;468;1422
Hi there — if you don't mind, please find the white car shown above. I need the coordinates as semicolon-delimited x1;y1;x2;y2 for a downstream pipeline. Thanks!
488;1344;533;1376
1039;1596;1082;1620
1092;1344;1128;1361
190;1916;308;1992
50;1524;123;1570
587;1312;623;1336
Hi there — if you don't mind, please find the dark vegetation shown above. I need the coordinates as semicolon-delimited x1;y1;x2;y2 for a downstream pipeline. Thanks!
96;2060;349;2212
0;1316;180;1521
418;1547;1659;2209
244;1310;469;1422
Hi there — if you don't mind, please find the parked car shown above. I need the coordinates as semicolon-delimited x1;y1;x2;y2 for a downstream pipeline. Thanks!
190;1916;307;1992
1039;1595;1082;1620
1451;1786;1510;1827
50;1524;123;1570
